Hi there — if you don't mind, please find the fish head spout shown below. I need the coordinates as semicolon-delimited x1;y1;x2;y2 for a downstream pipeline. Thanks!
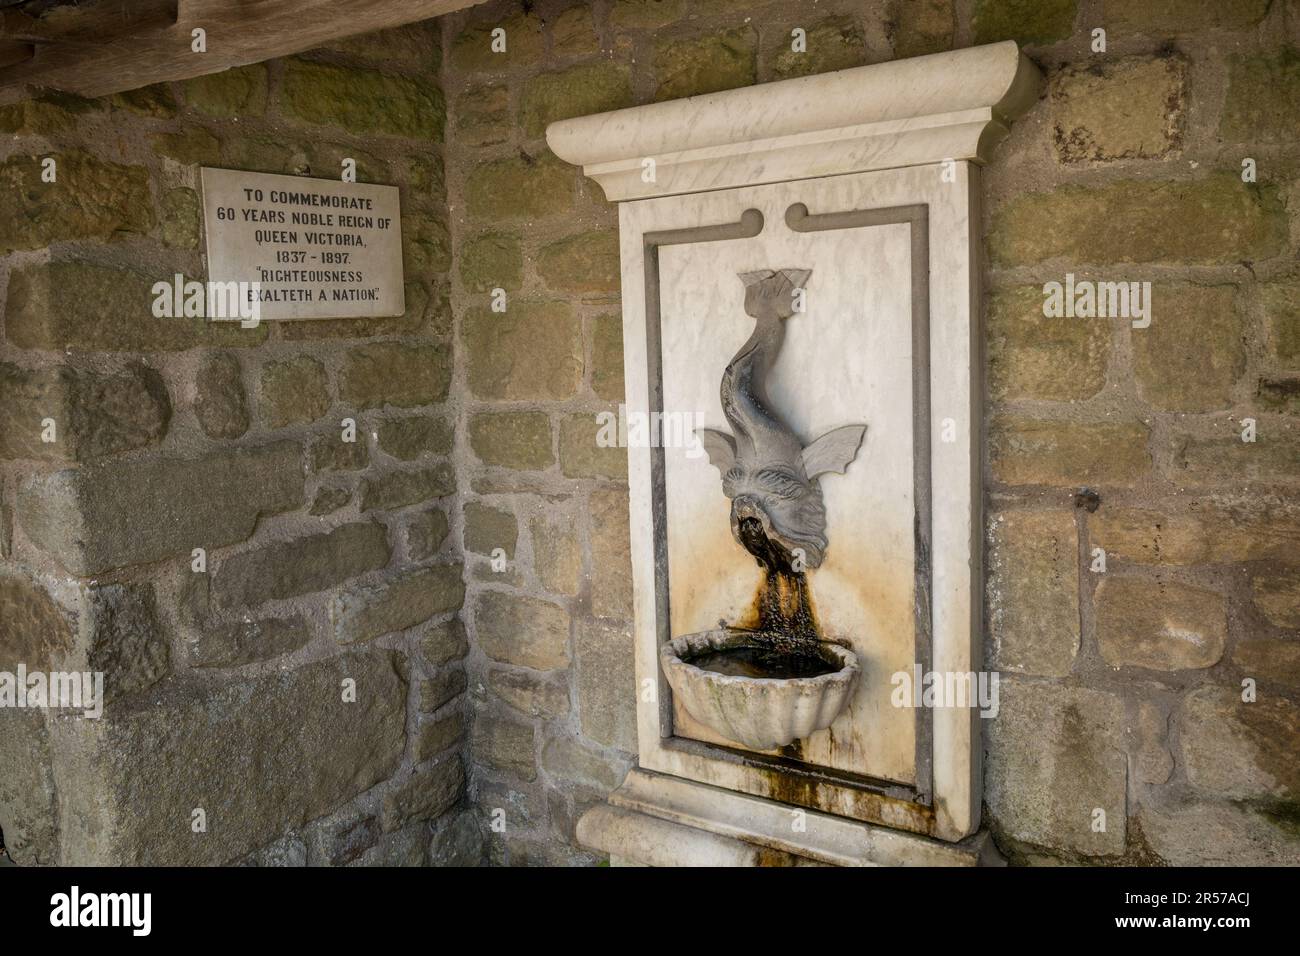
724;464;828;571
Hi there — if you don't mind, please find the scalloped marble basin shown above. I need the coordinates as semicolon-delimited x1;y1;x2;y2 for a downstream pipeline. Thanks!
660;629;860;751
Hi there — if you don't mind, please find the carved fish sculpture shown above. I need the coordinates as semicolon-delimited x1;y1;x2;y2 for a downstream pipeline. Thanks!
699;269;866;571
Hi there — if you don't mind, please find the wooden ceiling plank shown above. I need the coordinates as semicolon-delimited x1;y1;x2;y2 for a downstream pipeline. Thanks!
1;0;485;100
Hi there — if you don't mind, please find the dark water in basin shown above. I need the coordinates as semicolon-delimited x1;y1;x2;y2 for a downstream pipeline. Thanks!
687;644;839;680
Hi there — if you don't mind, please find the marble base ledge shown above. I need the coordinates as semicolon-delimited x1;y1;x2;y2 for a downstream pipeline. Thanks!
578;770;1003;867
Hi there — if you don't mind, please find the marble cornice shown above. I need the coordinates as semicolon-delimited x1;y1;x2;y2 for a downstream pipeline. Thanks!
546;40;1041;202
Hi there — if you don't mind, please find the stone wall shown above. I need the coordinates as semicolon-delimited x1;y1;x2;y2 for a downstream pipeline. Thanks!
0;22;478;865
2;0;1296;868
438;0;1300;866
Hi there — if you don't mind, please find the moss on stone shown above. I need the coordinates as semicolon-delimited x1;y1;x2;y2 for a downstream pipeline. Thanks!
973;0;1076;46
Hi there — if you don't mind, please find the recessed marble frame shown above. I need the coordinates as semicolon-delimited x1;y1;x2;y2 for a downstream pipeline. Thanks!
619;162;980;841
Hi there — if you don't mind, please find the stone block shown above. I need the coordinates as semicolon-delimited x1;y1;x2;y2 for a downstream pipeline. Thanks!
259;356;331;428
1139;798;1300;866
195;353;249;439
1263;280;1300;370
408;508;451;560
487;667;570;718
382;756;464;832
464;153;573;220
310;432;369;473
377;415;453;460
211;521;390;610
463;302;581;400
460;232;522;292
0;709;57;864
152;128;222;165
281;59;443;138
1220;48;1300;144
464;502;517;558
987;511;1079;677
520;62;633;138
610;0;685;30
769;17;869;79
654;29;757;101
537;230;621;293
1050;55;1185;162
1100;0;1268;33
0;362;171;463
985;678;1127;856
51;651;407;864
1252;567;1300;629
1095;576;1226;670
990;418;1150;487
415;709;468;762
540;735;630;791
451;13;544;71
190;615;312;668
1168;430;1299;485
472;711;537;780
1133;285;1243;411
1234;637;1300;690
360;464;455;511
18;442;304;575
990;175;1286;267
5;261;266;351
530;508;581;596
0;573;75;671
559;413;628;478
455;85;510;147
1089;501;1300;566
590;489;633;620
183;64;268;118
1180;686;1300;800
469;412;553;470
419;668;467;712
331;563;465;644
986;285;1109;402
474;591;570;670
552;6;599;57
0;154;153;253
575;617;637;751
422;618;469;666
340;342;451;409
973;0;1075;45
591;313;626;402
429;810;483;866
889;0;954;58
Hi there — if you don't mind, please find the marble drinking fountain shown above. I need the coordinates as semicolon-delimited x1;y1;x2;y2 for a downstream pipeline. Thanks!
660;267;864;752
548;42;1041;866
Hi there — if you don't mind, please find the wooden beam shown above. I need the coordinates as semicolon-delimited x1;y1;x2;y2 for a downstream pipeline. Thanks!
0;0;488;100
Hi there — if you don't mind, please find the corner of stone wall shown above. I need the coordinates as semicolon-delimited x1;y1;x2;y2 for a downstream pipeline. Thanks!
438;0;1300;867
0;18;478;866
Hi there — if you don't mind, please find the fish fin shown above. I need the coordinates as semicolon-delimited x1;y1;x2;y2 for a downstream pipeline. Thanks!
802;424;866;478
780;268;812;291
698;428;737;473
738;269;775;287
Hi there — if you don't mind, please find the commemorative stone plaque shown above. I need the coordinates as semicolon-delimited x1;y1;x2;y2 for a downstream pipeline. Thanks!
200;167;404;320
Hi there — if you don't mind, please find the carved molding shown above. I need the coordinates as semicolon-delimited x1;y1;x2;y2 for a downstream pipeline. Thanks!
546;41;1041;202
